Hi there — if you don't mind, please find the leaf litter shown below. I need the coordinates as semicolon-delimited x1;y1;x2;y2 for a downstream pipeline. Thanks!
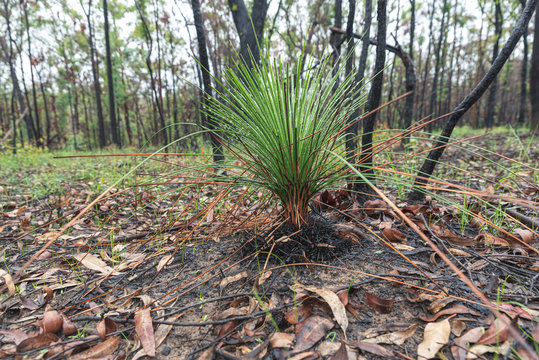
0;132;538;359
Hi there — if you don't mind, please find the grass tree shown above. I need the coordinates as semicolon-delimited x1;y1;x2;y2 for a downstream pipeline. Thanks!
207;50;367;228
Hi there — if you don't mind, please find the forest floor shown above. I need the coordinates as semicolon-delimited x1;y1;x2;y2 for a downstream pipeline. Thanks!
0;128;538;360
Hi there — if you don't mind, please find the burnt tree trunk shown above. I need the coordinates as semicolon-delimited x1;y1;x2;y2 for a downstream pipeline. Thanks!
227;0;268;69
357;0;386;192
530;2;539;133
103;0;120;147
191;0;224;164
81;0;106;148
518;0;529;124
485;0;503;128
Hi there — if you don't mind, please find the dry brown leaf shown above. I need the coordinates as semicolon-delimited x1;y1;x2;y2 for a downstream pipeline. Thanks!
16;333;59;353
297;284;348;336
42;310;63;334
70;336;121;360
329;341;349;360
427;297;456;314
0;329;28;345
382;228;407;243
288;351;318;360
348;341;395;357
451;319;467;337
219;270;248;290
417;318;450;359
97;317;118;341
156;254;173;272
514;228;535;243
285;302;313;325
134;309;156;357
365;293;394;314
0;269;15;296
477;315;511;345
419;304;480;322
467;340;512;360
293;315;334;353
361;324;418;346
451;327;485;360
74;253;120;276
269;332;294;348
61;314;78;336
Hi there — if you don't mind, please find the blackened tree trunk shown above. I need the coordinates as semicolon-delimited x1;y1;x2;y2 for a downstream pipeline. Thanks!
530;3;539;133
135;0;168;145
344;0;356;155
357;0;386;192
408;0;538;201
429;0;448;118
357;0;373;87
485;0;503;128
518;0;529;124
23;0;42;146
81;0;106;148
330;0;343;93
103;0;120;147
36;69;51;147
227;0;268;69
418;0;436;119
1;0;35;145
191;0;224;164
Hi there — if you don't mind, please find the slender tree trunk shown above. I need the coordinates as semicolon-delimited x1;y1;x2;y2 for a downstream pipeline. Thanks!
409;0;538;201
429;0;448;118
37;71;51;147
330;0;343;93
418;0;436;119
103;0;120;147
135;0;168;145
191;0;224;164
531;5;539;133
357;0;372;87
518;0;528;124
485;0;503;128
1;0;35;144
227;0;268;69
23;1;42;146
357;0;386;193
82;0;106;148
344;0;356;155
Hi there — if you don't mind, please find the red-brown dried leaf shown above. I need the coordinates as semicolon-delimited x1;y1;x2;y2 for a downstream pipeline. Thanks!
348;340;395;357
69;336;121;360
382;228;407;243
419;304;480;322
16;333;59;353
285;302;313;325
292;316;334;354
365;293;394;314
62;314;78;336
477;315;511;345
42;310;63;334
364;199;388;216
134;309;155;357
329;341;348;360
0;329;28;345
96;317;117;341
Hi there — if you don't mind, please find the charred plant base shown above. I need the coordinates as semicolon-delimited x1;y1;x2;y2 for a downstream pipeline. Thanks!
240;212;355;264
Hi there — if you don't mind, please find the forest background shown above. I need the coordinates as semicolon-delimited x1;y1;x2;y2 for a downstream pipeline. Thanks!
0;0;538;153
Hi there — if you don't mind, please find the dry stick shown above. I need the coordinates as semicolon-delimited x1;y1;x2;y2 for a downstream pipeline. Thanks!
0;184;115;294
335;153;539;359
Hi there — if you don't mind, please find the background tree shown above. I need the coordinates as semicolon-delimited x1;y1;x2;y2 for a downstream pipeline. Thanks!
531;2;539;133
